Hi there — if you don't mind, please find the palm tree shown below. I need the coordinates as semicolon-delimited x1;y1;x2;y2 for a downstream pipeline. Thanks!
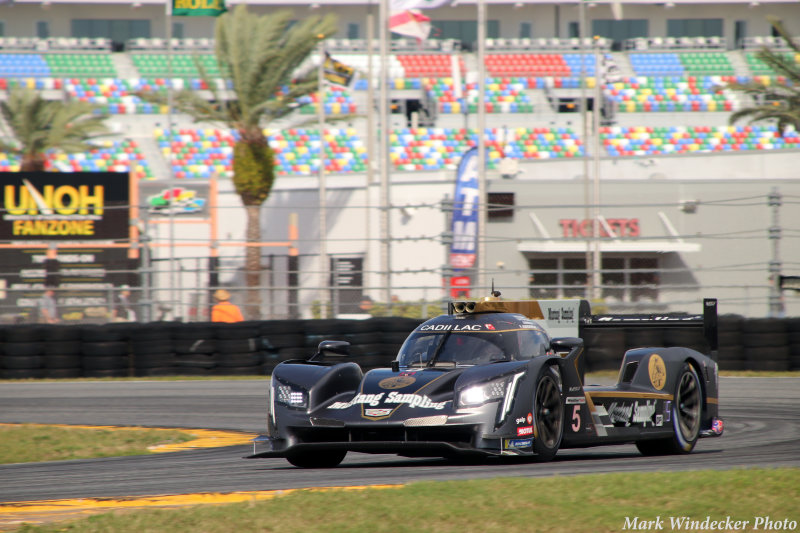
727;17;800;134
150;5;338;319
0;87;110;172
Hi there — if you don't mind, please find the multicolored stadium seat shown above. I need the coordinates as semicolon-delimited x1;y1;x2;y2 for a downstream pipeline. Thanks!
155;127;368;178
745;51;799;75
389;127;583;171
396;54;465;77
297;85;358;115
629;53;734;76
485;53;597;77
0;139;151;179
0;53;117;77
425;77;535;114
131;53;223;78
600;124;800;157
605;75;737;112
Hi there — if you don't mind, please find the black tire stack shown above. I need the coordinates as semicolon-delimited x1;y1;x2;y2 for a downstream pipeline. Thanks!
1;326;45;379
662;326;709;354
788;318;800;371
43;325;82;378
741;318;790;371
624;328;663;352
80;325;130;378
362;317;421;369
717;314;745;371
130;323;175;376
582;328;625;371
259;319;307;373
298;317;419;371
172;323;218;376
213;321;265;376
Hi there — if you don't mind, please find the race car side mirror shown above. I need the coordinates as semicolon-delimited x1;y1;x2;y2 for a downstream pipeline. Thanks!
308;340;351;361
550;337;583;356
319;340;351;357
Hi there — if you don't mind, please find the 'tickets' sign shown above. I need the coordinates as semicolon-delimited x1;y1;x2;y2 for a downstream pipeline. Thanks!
559;218;640;238
0;172;129;241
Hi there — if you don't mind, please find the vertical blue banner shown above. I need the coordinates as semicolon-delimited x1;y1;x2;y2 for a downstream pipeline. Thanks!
449;147;479;270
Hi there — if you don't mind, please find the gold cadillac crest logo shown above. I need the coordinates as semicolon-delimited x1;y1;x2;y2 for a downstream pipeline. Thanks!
378;376;416;389
648;354;667;390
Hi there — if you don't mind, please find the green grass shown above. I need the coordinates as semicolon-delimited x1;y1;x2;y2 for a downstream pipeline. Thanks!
12;469;800;533
0;425;194;464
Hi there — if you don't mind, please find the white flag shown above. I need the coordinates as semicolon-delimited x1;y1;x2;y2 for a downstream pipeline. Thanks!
389;9;432;40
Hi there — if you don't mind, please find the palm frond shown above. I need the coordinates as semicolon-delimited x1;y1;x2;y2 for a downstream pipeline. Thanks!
0;87;110;167
727;17;800;134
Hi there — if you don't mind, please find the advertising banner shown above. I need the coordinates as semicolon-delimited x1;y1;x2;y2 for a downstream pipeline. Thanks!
449;147;479;270
139;181;210;219
0;248;137;323
172;0;226;17
0;172;129;242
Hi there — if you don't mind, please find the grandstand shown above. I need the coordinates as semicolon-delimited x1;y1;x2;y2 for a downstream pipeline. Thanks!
0;0;798;318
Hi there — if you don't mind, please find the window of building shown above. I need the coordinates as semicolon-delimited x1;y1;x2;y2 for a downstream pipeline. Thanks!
528;258;558;299
735;20;746;48
602;257;625;301
592;19;648;50
36;21;50;39
568;21;579;39
630;257;659;302
666;18;723;38
430;20;499;49
562;257;587;298
347;23;359;39
519;22;531;39
0;22;5;37
528;255;661;302
488;192;514;221
172;22;184;39
71;19;151;41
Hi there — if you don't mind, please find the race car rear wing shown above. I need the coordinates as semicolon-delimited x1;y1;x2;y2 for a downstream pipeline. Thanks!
449;296;719;360
580;298;719;360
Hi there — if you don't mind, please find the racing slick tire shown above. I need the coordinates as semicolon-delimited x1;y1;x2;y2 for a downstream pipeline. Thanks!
531;365;564;462
636;363;702;456
286;449;347;469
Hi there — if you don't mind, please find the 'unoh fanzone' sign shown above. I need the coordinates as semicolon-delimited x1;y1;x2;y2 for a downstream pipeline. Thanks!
0;172;130;241
449;147;479;269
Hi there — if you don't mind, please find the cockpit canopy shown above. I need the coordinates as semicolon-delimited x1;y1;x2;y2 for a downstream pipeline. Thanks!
397;313;551;368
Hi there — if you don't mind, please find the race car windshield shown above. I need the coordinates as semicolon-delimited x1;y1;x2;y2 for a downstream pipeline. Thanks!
397;327;550;367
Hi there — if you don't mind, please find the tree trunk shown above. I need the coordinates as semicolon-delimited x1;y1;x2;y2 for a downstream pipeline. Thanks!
244;204;262;320
20;154;46;172
232;131;275;320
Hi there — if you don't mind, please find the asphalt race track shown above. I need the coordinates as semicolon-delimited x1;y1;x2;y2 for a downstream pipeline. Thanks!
0;377;798;504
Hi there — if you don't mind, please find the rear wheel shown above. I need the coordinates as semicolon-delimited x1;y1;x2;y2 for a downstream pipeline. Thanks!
532;366;563;462
636;363;702;455
286;450;347;468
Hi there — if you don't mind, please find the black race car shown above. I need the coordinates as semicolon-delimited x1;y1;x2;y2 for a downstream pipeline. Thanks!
247;296;723;468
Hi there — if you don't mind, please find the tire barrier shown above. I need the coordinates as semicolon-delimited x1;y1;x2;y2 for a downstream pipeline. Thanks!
1;315;798;379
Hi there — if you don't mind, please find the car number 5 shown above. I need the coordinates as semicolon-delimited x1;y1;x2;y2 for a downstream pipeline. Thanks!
571;405;581;432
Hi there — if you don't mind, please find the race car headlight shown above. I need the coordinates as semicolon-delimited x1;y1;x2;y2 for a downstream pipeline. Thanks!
274;382;308;408
457;378;508;408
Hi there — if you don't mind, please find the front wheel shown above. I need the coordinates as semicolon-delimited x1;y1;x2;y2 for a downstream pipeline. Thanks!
636;363;702;456
531;366;564;462
286;449;347;468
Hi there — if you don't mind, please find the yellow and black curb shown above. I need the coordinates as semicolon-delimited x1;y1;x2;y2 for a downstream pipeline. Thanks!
0;485;401;531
